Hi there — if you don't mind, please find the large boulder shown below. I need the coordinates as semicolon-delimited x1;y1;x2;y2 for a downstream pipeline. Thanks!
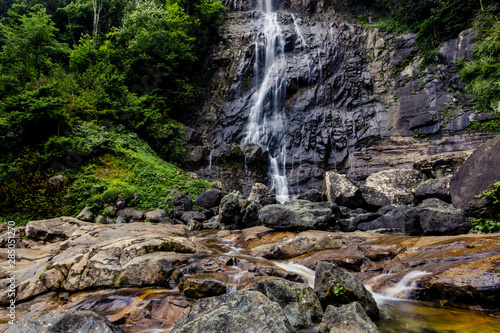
413;175;452;203
170;290;295;333
325;171;363;208
219;191;246;229
5;310;123;333
194;189;223;209
358;199;470;235
450;135;500;216
314;261;379;320
414;198;471;235
259;200;334;231
362;169;423;206
25;217;92;242
172;193;194;211
145;209;169;223
241;200;262;228
178;278;226;299
294;189;325;202
263;231;342;260
255;278;323;328
247;183;277;206
116;207;144;222
318;302;379;333
357;205;420;235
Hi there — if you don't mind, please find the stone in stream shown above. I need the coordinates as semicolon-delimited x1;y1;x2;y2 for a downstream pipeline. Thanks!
4;309;123;333
318;302;379;333
259;199;334;231
314;261;379;320
178;278;227;299
254;278;323;328
170;290;295;333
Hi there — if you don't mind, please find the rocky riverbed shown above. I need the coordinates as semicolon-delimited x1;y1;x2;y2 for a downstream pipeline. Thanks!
1;219;499;332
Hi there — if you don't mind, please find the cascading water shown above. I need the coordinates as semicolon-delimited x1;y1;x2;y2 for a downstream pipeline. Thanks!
243;0;290;203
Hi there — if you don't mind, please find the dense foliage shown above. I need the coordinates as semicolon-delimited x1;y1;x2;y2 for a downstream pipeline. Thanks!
0;0;224;224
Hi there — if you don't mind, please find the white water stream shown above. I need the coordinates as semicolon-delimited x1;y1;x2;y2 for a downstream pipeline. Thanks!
243;0;290;203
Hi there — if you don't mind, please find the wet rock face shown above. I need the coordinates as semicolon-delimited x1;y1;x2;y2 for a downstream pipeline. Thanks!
184;1;490;194
259;199;334;230
318;302;379;333
5;310;123;333
314;261;379;320
255;278;323;328
170;290;295;333
450;134;500;217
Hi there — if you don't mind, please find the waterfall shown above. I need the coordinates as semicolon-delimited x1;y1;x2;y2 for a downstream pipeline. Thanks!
243;0;290;203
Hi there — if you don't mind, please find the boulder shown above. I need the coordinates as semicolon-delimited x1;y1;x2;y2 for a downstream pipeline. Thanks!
241;201;262;228
194;189;223;208
363;169;423;206
318;302;379;333
116;207;144;222
94;215;109;224
25;217;92;242
180;211;205;224
172;193;194;211
76;206;94;222
203;216;222;230
357;205;421;235
247;183;276;206
178;278;227;299
5;310;123;333
263;231;342;260
450;135;500;216
314;261;379;320
255;278;323;328
414;151;472;179
115;216;127;224
413;175;452;203
294;189;325;202
259;200;334;231
414;198;471;235
337;210;380;232
325;171;363;208
145;209;169;223
170;291;294;333
219;191;246;229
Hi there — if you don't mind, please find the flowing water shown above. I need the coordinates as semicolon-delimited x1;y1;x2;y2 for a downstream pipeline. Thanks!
243;0;290;203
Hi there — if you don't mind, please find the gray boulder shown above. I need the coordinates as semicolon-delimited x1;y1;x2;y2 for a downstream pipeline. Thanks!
255;278;323;328
247;183;276;206
318;302;379;333
178;278;226;299
145;209;169;223
325;171;363;208
194;189;223;208
295;189;325;202
25;217;92;242
172;193;193;211
414;198;471;235
450;135;500;216
314;261;379;320
413;175;452;203
263;231;342;260
170;290;294;333
241;200;262;228
76;206;94;222
5;310;123;333
180;211;205;224
117;207;144;222
259;200;334;231
357;205;420;235
219;191;246;229
363;169;423;206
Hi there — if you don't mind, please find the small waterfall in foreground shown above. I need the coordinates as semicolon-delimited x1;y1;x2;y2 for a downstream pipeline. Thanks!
243;0;289;203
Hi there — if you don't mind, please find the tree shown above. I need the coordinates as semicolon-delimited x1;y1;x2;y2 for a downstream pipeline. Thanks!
1;5;68;88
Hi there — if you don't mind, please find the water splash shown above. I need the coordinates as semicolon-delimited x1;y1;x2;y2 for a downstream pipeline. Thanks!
369;271;431;304
272;261;315;288
243;0;289;203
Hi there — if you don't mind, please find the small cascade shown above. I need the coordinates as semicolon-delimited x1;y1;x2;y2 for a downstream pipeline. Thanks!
272;261;315;288
243;0;290;203
207;150;213;174
374;271;431;303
